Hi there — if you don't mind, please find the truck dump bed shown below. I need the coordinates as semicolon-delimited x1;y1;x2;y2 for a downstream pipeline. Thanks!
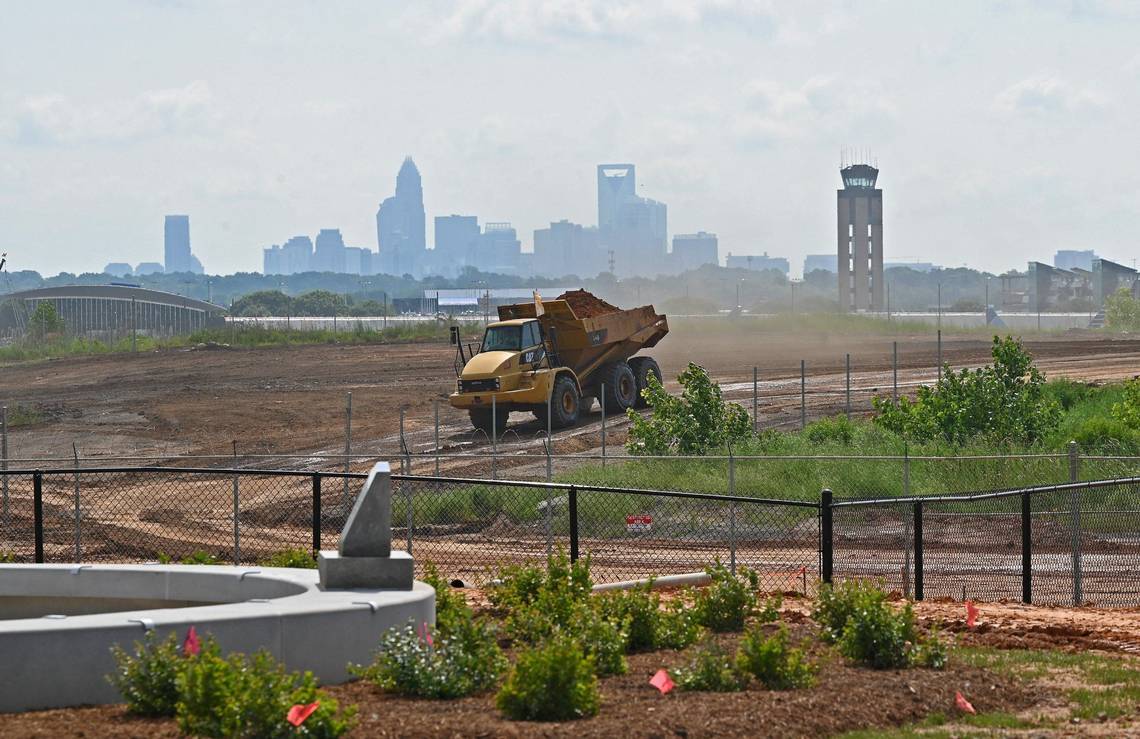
497;290;668;385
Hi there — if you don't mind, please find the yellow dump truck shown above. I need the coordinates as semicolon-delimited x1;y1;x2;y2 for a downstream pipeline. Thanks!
449;290;668;434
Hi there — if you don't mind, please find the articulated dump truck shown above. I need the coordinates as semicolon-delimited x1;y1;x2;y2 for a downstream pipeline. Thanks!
449;290;668;434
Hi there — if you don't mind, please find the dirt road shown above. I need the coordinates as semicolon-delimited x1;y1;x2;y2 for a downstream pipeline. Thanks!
2;325;1140;466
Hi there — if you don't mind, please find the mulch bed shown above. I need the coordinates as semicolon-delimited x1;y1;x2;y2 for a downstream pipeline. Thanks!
2;623;1043;738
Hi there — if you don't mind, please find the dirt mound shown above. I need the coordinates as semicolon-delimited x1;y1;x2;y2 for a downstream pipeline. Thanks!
557;289;620;318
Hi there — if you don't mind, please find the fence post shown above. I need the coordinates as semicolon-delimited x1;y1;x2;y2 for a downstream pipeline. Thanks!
311;473;322;557
1022;490;1032;604
399;407;407;477
728;444;737;575
405;481;413;554
937;329;942;383
232;442;241;565
491;396;497;480
546;385;553;483
72;443;81;562
821;489;833;584
342;390;351;504
845;353;851;419
1;405;8;524
902;444;911;597
752;367;759;431
434;399;440;477
1069;440;1082;605
800;359;806;430
569;486;579;563
892;341;898;401
33;471;43;564
914;500;924;601
601;384;607;469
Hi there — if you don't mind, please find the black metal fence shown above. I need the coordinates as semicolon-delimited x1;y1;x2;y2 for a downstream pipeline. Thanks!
827;477;1140;607
4;466;1140;606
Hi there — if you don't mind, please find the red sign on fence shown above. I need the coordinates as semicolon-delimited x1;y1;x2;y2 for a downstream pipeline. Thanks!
626;515;652;533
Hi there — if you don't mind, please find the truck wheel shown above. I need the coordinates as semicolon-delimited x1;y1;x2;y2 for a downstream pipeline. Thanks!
601;361;638;411
548;375;581;428
469;408;508;437
629;356;662;408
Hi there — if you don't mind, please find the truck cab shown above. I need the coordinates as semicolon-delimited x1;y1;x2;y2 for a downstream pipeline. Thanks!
450;318;563;435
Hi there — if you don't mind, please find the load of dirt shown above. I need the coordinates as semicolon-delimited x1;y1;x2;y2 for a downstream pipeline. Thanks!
557;289;620;318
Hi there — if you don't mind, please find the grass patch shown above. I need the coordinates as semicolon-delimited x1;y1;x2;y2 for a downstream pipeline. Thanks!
0;322;454;364
1;403;44;427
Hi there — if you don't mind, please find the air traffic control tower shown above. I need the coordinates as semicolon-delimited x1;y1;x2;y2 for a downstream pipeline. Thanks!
837;162;884;312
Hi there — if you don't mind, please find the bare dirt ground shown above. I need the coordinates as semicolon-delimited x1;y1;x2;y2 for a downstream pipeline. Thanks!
3;325;1140;470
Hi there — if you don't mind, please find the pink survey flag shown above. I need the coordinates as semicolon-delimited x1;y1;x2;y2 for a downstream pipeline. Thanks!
287;701;320;727
182;625;200;657
965;601;979;628
954;691;976;715
418;622;434;647
649;669;675;695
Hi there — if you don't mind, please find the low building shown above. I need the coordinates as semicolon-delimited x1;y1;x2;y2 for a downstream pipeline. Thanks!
672;232;720;272
725;251;789;275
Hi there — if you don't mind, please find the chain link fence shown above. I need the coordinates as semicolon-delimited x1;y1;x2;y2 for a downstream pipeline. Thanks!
0;467;819;592
829;478;1140;607
7;464;1140;607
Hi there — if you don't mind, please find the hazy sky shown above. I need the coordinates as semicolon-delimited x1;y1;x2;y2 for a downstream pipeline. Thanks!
2;1;1138;277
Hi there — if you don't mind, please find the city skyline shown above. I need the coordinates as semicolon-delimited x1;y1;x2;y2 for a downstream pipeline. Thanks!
2;2;1138;277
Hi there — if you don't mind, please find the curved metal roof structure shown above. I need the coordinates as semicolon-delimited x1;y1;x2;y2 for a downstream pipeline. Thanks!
1;284;224;312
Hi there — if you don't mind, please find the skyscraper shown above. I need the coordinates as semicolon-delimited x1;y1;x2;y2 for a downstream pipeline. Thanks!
376;157;426;276
164;215;192;273
312;229;347;273
596;164;667;276
837;162;884;312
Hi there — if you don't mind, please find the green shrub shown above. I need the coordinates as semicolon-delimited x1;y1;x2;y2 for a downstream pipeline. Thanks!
812;579;886;643
496;638;600;721
1105;287;1140;332
177;640;355;738
1113;378;1140;430
596;582;662;652
1048;378;1097;411
756;593;782;624
179;551;222;565
872;336;1060;445
804;415;856;445
0;551;16;563
495;551;628;676
420;562;471;637
657;597;704;650
108;632;186;716
912;625;949;670
1070;416;1140;454
837;597;917;670
627;362;752;455
352;620;506;699
259;548;317;569
693;561;759;633
487;561;546;614
736;623;815;689
673;638;747;692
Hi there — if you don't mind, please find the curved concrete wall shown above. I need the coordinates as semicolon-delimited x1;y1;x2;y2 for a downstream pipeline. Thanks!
0;564;434;712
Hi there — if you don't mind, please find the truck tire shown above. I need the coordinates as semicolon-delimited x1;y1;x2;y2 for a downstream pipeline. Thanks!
548;374;581;429
628;356;662;408
469;408;508;437
600;361;638;411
